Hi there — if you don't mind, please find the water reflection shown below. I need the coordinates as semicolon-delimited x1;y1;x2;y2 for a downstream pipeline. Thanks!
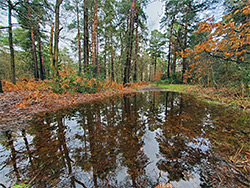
0;91;250;187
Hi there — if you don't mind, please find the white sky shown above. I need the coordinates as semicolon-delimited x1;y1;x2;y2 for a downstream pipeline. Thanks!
145;0;164;31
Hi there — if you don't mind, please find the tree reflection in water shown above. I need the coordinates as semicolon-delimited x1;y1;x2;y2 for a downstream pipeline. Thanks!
0;91;249;187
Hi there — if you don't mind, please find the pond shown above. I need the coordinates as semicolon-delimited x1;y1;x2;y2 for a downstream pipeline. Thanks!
0;91;250;188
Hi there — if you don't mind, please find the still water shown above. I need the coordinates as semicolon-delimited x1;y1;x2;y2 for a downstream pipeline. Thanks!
0;91;250;188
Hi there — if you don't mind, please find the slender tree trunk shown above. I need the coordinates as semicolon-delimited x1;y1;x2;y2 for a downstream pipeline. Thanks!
172;42;176;76
182;3;189;82
123;0;136;85
118;32;124;67
51;0;63;92
93;0;99;77
111;32;114;81
167;17;175;78
50;24;54;75
83;0;89;72
133;12;139;82
91;18;95;70
95;6;99;77
104;38;107;79
118;32;125;82
154;55;157;76
0;78;3;93
8;0;16;84
27;0;39;79
140;62;143;81
149;59;153;81
37;28;45;80
76;0;82;75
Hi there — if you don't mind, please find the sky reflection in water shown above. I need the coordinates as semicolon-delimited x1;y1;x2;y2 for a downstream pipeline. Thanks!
0;91;250;188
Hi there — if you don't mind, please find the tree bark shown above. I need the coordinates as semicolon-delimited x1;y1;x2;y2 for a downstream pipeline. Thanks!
182;3;189;82
133;12;139;82
27;0;39;79
123;0;136;85
50;24;54;74
95;1;99;77
91;17;95;70
93;0;99;77
172;42;176;76
167;17;175;78
111;32;114;81
0;78;3;93
51;0;63;92
76;0;82;75
103;38;107;79
37;28;45;80
83;0;89;72
8;0;16;84
154;55;157;76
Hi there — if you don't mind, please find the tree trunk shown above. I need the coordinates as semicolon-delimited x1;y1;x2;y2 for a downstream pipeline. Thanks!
91;18;95;70
93;0;99;77
76;0;82;75
182;3;189;82
0;78;3;93
37;28;45;80
133;12;139;82
154;55;157;76
95;3;99;77
118;32;125;82
27;0;39;79
83;0;89;72
50;24;54;74
8;0;16;84
167;17;175;78
111;32;114;82
123;0;136;85
172;43;176;76
51;0;63;92
103;38;107;79
149;58;153;81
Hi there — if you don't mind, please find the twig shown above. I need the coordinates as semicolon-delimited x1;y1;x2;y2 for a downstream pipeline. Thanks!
233;146;243;161
25;166;45;187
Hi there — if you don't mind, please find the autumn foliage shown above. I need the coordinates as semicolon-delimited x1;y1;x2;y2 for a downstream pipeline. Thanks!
181;5;250;86
155;182;173;188
2;64;148;94
1;63;149;113
2;78;50;92
153;73;163;81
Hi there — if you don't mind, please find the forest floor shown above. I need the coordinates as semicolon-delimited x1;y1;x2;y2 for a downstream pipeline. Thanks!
0;81;148;130
155;84;250;111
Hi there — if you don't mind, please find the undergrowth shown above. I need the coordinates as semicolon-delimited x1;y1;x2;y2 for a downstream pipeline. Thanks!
1;65;149;94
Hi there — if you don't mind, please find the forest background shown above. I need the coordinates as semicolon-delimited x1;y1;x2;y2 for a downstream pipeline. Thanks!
0;0;249;102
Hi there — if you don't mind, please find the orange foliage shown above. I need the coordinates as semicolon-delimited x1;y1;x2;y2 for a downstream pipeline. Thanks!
181;5;250;84
2;64;150;110
153;73;162;81
193;6;249;58
155;182;173;188
103;80;125;90
2;79;50;92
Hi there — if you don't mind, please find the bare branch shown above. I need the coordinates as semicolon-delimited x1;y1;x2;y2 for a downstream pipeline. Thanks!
0;26;10;29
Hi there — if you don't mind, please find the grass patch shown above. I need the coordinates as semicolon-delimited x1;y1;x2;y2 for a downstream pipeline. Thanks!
153;84;197;93
154;83;250;111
